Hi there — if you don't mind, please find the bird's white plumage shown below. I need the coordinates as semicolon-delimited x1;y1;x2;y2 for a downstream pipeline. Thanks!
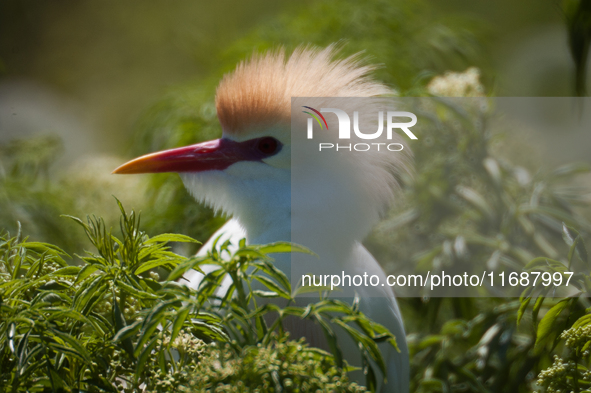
178;218;245;289
187;218;409;392
178;46;411;392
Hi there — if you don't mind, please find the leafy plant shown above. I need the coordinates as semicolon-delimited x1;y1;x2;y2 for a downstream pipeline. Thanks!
517;224;591;392
0;201;224;392
0;135;78;251
169;236;399;391
180;335;367;393
370;94;591;392
0;201;394;392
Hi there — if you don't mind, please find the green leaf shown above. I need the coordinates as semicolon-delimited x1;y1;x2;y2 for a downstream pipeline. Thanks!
455;185;495;220
316;316;343;369
50;329;94;365
113;320;142;343
48;309;101;333
572;314;591;330
7;323;16;353
363;351;378;393
135;334;160;383
39;280;70;291
535;298;570;352
316;303;354;315
562;222;579;246
74;265;99;286
50;266;81;276
26;253;45;279
532;287;551;324
74;274;106;311
232;248;268;261
292;284;332;297
521;206;584;229
258;242;316;256
47;343;87;363
192;320;229;342
11;252;22;280
134;300;178;356
84;377;118;392
253;260;291;294
167;256;208;282
140;277;163;293
252;276;290;299
134;319;165;358
170;307;191;347
333;319;386;376
418;335;446;349
113;295;127;331
567;233;589;266
134;258;180;275
252;290;280;298
524;257;554;271
116;279;160;300
82;285;109;315
21;241;68;258
517;293;532;325
145;233;200;244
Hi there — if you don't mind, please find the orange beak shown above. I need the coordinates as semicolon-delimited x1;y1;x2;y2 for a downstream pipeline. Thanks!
113;139;242;174
112;137;280;175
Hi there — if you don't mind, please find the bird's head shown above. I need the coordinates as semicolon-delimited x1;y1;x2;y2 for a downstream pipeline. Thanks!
113;45;411;243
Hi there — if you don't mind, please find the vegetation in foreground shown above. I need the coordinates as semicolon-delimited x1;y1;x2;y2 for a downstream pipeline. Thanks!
2;1;591;391
0;201;398;392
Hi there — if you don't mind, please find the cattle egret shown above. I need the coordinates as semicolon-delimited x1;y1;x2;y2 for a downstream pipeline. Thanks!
113;45;411;392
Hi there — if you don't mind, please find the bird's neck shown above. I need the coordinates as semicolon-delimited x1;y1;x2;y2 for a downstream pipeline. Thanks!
237;167;381;264
182;162;382;263
240;196;292;246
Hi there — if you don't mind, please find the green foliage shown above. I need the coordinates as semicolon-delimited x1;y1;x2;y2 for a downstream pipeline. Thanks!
0;131;219;257
170;237;398;390
2;1;591;391
362;96;591;392
180;336;366;392
0;202;221;392
220;0;482;91
374;98;591;281
407;299;530;392
0;135;78;250
0;202;390;392
519;225;591;392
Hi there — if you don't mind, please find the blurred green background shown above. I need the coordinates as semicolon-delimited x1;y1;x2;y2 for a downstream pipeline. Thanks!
2;2;591;391
1;0;588;248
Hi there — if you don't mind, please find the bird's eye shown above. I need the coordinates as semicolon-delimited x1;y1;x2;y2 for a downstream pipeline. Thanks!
257;137;279;155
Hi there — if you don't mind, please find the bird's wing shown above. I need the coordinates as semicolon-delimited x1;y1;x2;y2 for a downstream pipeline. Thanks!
340;243;409;392
196;217;246;257
178;218;246;290
282;242;409;392
180;222;409;392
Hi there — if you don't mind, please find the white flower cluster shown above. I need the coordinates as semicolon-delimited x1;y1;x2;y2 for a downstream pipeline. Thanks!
536;323;591;391
561;323;591;355
427;67;485;97
162;330;206;356
537;355;591;392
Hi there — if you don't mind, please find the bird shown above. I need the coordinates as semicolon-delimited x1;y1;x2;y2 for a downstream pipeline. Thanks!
113;45;411;392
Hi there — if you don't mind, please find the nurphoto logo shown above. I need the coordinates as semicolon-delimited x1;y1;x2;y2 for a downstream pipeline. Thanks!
303;106;418;151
